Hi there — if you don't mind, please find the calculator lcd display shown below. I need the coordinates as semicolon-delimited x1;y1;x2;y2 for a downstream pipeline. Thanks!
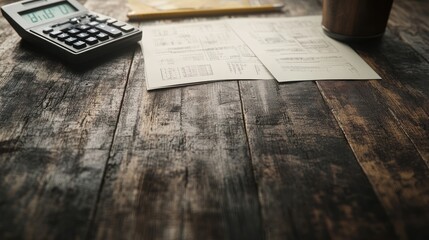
20;2;77;24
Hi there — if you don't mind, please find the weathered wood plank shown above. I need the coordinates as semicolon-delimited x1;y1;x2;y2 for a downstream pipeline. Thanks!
89;42;264;239
313;1;429;238
0;0;136;239
238;1;397;240
388;0;429;61
382;0;429;166
0;150;108;239
240;81;397;240
354;36;429;167
317;32;429;240
318;81;429;240
1;0;428;239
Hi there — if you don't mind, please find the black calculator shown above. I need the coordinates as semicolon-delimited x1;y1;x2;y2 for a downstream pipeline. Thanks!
1;0;142;63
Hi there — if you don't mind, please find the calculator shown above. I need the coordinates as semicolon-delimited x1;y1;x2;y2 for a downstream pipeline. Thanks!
1;0;142;63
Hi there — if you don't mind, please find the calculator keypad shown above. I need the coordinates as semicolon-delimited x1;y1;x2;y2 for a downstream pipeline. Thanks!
36;13;137;52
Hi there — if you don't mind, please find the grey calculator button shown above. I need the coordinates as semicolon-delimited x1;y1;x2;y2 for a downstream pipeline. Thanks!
95;24;122;37
49;30;62;38
85;37;98;45
121;25;134;32
69;17;79;24
57;33;69;41
107;19;117;25
95;16;108;22
65;37;78;45
88;21;99;27
68;29;80;35
96;33;109;41
87;28;99;35
43;28;53;34
76;33;89;39
112;21;126;28
73;41;86;49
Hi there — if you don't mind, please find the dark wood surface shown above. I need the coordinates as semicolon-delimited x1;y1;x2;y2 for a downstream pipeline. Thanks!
1;0;428;239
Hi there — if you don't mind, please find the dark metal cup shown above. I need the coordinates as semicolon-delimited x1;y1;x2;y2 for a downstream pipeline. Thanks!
322;0;394;41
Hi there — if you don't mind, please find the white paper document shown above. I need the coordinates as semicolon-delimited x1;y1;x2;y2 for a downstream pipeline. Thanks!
230;16;380;82
141;21;273;90
142;16;380;90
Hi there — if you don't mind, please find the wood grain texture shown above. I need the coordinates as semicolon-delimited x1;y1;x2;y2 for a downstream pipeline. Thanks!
1;0;429;239
357;37;429;168
317;1;429;239
384;0;429;166
239;79;397;240
0;0;136;239
317;32;429;240
388;0;429;61
88;45;263;239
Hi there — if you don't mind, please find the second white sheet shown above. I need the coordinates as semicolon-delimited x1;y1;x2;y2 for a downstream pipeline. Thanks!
229;16;381;82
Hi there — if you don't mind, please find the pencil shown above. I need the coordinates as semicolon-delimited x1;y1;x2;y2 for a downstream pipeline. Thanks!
127;4;284;20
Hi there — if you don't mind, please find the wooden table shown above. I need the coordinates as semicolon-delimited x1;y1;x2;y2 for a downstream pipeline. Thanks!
1;0;428;239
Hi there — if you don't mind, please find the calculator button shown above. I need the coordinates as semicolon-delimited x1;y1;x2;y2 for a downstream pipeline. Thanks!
73;41;87;49
60;27;70;33
69;18;80;24
49;30;62;38
76;33;89;39
87;28;99;35
120;25;134;33
88;21;99;27
78;25;90;30
112;21;126;28
95;16;108;22
95;24;122;37
67;29;80;35
57;33;69;41
96;32;109;41
64;37;78;45
85;37;98;45
107;19;117;25
43;28;53;34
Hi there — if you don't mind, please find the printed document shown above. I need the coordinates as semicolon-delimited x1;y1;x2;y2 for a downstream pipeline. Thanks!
230;16;381;82
141;21;273;90
142;16;380;90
